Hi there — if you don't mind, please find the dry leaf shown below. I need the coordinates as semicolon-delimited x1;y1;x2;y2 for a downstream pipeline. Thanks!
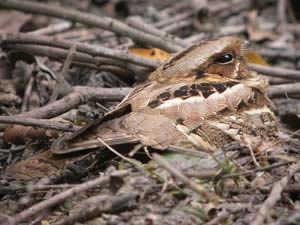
245;51;268;66
3;124;59;144
129;48;170;62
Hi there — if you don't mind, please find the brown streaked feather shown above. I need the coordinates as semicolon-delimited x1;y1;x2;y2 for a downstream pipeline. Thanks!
51;104;133;153
5;36;281;181
52;133;138;154
51;36;276;155
116;81;153;110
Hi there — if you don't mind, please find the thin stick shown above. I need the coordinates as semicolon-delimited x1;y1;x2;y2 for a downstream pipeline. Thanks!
154;11;193;28
272;210;300;225
4;43;129;68
0;116;78;132
205;211;229;225
23;86;130;119
126;16;188;48
2;170;130;225
257;47;300;59
96;137;144;170
27;21;73;35
0;87;131;131
21;76;35;112
95;137;166;183
0;0;181;53
250;161;300;225
278;0;288;34
268;82;300;97
162;19;193;33
0;33;159;69
49;44;75;103
249;64;300;81
0;183;77;193
221;162;290;179
3;33;300;81
152;153;219;202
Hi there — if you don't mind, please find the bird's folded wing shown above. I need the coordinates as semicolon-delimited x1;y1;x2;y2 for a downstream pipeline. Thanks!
51;103;133;154
52;132;138;154
51;81;154;154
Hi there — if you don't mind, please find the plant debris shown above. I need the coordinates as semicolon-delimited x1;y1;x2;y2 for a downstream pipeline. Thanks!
1;1;300;225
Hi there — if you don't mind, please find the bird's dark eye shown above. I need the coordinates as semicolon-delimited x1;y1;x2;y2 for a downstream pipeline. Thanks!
216;54;234;64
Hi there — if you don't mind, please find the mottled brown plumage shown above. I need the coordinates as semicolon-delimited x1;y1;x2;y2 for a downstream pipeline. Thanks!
52;36;279;154
5;36;280;180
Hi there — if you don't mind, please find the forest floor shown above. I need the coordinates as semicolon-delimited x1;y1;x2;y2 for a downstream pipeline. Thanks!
1;0;300;224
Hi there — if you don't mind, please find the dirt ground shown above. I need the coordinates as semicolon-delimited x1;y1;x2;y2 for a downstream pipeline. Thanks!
1;0;300;224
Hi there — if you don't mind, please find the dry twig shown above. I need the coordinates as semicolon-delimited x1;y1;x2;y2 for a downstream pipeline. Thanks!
4;43;134;73
257;47;300;59
0;183;77;194
49;44;75;102
21;76;35;113
2;170;130;225
249;64;300;81
0;116;78;132
126;16;188;47
0;87;131;131
27;21;73;35
2;33;300;83
278;0;288;34
0;0;181;52
268;82;300;97
250;161;300;225
53;193;137;225
272;210;300;225
153;153;219;202
0;33;159;69
221;162;290;179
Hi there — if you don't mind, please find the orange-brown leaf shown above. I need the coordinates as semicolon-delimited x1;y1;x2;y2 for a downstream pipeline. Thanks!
245;51;268;66
129;48;170;62
3;125;59;144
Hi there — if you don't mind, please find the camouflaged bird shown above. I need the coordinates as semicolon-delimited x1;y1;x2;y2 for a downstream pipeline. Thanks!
4;36;280;180
51;36;279;155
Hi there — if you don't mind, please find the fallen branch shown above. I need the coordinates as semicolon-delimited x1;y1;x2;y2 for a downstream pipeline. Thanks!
0;33;159;69
249;64;300;81
27;86;130;118
257;47;300;59
2;170;130;225
0;0;181;52
21;76;35;112
4;43;132;70
126;16;188;48
0;116;78;132
2;33;300;82
49;44;75;103
154;11;193;28
0;87;131;131
272;210;300;225
153;153;219;202
250;161;300;225
268;82;300;97
53;193;137;225
0;183;77;194
221;162;290;179
28;21;73;35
